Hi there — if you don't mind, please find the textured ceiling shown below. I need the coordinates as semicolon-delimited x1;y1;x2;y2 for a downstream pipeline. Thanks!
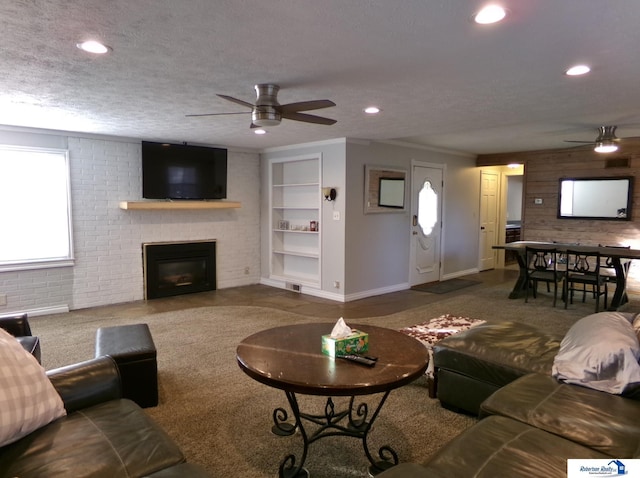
1;0;639;154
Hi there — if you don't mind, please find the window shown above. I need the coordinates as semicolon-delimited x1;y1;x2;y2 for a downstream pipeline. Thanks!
0;145;73;271
418;180;438;236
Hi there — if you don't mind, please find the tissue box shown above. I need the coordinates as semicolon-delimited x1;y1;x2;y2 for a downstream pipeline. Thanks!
322;330;369;357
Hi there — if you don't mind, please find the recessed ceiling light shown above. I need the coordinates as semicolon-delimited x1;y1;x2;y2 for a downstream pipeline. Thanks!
565;64;591;76
76;40;111;54
364;106;381;114
254;128;267;135
474;5;507;24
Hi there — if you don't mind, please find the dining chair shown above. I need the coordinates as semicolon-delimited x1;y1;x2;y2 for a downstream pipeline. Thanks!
598;244;631;283
524;247;563;307
564;250;607;312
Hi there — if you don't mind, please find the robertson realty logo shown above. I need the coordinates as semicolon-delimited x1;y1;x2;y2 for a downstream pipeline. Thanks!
568;459;640;477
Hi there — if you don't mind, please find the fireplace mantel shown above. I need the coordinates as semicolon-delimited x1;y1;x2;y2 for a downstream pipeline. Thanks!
119;200;241;210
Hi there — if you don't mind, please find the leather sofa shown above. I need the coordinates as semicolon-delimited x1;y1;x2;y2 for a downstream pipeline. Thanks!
378;312;640;477
0;322;210;477
378;372;640;477
0;313;41;363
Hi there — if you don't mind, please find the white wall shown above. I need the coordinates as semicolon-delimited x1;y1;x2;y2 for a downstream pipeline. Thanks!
0;127;261;315
260;139;479;301
344;141;479;298
260;139;347;299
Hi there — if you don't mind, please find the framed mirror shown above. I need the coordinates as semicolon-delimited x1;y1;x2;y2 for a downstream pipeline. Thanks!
558;176;633;221
364;166;407;213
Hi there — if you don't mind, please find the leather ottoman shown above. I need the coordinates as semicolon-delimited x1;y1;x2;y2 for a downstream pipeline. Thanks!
433;321;562;414
95;323;158;408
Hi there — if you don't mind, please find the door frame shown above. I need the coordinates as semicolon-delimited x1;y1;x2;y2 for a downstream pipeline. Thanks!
409;160;445;285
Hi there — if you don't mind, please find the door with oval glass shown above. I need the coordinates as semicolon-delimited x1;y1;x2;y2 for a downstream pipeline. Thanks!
410;163;443;286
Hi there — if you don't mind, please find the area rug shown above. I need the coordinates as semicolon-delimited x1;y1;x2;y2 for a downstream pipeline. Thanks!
411;278;480;294
399;314;486;388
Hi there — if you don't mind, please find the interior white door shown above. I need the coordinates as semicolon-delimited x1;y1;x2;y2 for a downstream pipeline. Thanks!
410;164;443;286
479;170;499;270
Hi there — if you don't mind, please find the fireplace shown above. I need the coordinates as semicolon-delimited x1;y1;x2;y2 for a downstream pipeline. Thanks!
143;240;216;299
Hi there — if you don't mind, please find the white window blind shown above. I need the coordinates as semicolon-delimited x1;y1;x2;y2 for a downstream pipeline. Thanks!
0;145;74;271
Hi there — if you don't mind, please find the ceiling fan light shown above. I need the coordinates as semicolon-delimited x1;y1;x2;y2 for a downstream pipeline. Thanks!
253;118;280;127
594;141;618;153
252;107;281;127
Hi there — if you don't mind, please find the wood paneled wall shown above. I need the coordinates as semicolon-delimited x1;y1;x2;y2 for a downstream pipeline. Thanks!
478;138;640;288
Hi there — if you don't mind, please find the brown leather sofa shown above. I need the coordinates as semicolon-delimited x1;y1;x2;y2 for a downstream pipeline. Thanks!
0;316;210;477
379;313;640;477
0;313;41;363
378;373;640;477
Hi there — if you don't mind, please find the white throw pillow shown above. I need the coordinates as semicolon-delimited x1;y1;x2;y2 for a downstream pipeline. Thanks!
552;312;640;395
0;328;66;447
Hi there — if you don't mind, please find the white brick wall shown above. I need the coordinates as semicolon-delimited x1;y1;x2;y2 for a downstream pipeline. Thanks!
0;133;261;314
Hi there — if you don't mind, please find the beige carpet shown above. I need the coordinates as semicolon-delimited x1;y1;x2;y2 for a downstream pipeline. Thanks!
29;282;631;477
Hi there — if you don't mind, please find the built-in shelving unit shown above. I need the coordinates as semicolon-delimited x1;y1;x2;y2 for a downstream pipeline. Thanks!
119;200;241;210
270;155;321;287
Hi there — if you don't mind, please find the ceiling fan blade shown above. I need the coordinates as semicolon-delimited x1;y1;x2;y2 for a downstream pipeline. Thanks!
563;140;596;144
281;111;336;125
281;100;336;113
217;94;254;109
186;112;249;117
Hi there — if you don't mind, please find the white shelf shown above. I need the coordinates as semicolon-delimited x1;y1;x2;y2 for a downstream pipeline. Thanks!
273;229;319;234
273;182;320;188
273;249;319;259
272;206;318;210
270;273;320;287
269;156;321;288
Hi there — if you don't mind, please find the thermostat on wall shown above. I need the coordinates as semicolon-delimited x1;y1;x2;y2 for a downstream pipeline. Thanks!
534;198;543;205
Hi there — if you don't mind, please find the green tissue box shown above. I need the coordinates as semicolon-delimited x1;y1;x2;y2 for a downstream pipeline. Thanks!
322;330;369;357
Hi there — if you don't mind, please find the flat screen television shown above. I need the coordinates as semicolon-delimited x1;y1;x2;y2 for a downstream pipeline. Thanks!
142;141;227;200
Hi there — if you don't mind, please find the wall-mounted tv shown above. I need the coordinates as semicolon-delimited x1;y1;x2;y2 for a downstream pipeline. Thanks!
142;141;227;200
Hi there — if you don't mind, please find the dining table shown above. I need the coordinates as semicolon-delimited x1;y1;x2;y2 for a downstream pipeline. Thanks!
493;241;640;311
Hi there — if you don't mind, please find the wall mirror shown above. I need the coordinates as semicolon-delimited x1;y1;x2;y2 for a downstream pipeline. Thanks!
364;166;407;213
558;176;633;220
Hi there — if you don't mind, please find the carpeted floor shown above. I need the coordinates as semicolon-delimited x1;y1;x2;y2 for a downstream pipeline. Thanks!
29;281;635;477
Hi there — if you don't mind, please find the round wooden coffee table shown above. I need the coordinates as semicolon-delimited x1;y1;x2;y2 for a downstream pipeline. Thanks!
236;323;429;477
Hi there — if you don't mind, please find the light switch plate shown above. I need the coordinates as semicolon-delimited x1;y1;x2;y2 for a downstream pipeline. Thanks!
534;198;543;205
333;211;340;220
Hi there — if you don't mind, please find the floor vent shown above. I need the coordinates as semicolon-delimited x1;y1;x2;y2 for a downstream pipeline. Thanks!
286;282;302;293
605;157;630;168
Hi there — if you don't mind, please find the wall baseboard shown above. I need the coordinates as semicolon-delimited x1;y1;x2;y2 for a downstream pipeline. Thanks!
260;278;412;303
259;278;346;302
1;305;70;318
343;283;410;302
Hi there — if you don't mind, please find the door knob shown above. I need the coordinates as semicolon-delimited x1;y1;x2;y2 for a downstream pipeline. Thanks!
481;226;486;230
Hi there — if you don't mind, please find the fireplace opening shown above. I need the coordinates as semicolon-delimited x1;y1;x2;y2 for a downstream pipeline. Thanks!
143;241;216;299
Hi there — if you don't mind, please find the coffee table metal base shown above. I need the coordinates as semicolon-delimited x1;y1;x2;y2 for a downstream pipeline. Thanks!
273;390;398;478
